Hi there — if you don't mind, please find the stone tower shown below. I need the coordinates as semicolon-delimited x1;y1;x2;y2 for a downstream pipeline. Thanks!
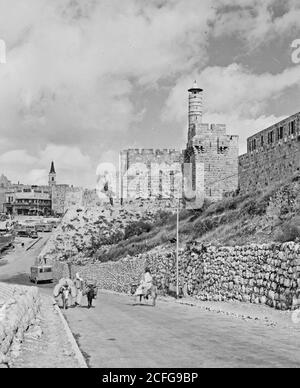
184;82;239;202
188;80;203;142
48;161;56;187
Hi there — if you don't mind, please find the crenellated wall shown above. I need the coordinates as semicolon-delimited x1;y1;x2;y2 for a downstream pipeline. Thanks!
120;149;184;201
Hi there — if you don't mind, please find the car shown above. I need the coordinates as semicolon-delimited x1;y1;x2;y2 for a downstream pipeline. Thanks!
30;231;39;239
17;229;38;239
30;265;53;284
17;230;31;238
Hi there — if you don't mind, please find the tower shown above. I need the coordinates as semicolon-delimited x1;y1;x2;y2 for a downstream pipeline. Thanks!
184;80;239;203
48;161;56;187
188;80;203;143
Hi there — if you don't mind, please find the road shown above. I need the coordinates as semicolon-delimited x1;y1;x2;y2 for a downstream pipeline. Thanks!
1;236;300;368
0;234;50;286
64;292;300;368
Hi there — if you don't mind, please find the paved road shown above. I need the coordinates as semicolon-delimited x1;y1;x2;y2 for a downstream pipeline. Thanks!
0;234;50;287
64;292;300;368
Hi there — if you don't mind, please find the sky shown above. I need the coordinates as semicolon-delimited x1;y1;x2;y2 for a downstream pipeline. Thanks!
0;0;299;188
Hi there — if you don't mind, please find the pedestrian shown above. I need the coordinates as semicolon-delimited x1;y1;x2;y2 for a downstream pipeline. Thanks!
74;273;84;307
86;281;98;309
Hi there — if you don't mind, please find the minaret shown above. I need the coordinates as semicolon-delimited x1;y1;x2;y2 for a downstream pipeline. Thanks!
48;161;56;187
188;80;203;142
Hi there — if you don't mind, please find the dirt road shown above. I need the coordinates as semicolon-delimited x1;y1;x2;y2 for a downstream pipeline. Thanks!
64;292;300;368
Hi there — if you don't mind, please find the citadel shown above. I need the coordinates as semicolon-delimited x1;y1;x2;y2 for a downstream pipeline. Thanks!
0;81;299;215
120;81;299;205
120;81;239;205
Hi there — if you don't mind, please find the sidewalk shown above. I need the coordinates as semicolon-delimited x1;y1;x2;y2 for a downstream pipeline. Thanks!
11;295;80;368
173;297;300;330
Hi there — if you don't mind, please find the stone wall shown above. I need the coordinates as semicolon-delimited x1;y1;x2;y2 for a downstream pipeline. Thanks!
74;242;300;311
0;283;40;364
0;188;6;212
185;123;239;201
239;112;300;194
120;149;184;201
52;185;84;215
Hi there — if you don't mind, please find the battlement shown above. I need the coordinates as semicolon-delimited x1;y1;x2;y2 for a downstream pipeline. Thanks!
122;148;182;157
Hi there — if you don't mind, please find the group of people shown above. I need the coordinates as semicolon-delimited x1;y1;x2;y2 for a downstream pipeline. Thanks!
56;267;154;309
74;273;98;308
57;273;98;309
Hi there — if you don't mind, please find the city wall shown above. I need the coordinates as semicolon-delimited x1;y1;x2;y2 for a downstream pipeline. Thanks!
73;241;300;311
0;283;40;365
239;112;300;194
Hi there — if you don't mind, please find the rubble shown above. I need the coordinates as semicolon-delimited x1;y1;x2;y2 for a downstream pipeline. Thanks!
39;202;174;267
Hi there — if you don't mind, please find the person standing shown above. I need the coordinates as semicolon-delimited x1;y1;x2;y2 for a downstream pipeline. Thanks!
74;273;84;307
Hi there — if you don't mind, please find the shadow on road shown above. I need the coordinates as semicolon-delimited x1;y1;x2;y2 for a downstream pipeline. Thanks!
0;273;55;292
129;303;155;307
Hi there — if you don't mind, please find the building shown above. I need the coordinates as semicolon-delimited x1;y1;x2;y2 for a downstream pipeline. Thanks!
2;162;57;216
184;82;239;201
4;185;51;216
49;161;56;187
0;174;12;212
120;82;239;205
120;149;184;200
239;112;300;194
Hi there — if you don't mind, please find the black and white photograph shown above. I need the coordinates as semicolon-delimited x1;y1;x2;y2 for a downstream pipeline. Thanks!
0;0;299;373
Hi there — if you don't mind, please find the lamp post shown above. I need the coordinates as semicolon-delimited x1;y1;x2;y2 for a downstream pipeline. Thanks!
176;200;179;299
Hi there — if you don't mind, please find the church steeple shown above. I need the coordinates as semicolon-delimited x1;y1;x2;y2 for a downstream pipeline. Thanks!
49;161;56;186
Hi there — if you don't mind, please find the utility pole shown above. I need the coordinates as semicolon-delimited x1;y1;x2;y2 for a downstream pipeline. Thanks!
176;201;179;299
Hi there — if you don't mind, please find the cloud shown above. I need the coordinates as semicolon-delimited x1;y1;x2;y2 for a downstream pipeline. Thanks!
162;63;299;153
0;0;299;186
0;144;93;187
0;0;215;182
212;0;300;48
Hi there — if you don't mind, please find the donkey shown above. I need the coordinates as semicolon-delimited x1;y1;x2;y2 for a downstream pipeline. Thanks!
131;284;158;307
60;286;71;310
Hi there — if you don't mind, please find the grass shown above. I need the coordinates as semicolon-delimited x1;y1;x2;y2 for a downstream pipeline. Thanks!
90;173;300;262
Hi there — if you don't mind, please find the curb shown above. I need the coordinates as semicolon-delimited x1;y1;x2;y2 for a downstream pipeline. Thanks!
52;299;88;368
26;237;43;251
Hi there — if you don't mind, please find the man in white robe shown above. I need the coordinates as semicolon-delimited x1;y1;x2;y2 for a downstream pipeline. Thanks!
135;268;153;296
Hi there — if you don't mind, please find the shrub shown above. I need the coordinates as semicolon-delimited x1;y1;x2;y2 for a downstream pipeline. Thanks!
124;220;153;240
275;220;300;243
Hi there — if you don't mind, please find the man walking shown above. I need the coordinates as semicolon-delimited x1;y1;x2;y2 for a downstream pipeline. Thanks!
74;273;84;307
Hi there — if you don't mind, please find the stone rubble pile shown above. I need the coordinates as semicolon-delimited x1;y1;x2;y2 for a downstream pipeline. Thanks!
73;241;300;311
0;283;40;366
40;202;169;265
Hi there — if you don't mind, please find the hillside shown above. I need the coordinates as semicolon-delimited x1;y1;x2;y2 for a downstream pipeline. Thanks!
41;173;300;266
92;173;300;263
